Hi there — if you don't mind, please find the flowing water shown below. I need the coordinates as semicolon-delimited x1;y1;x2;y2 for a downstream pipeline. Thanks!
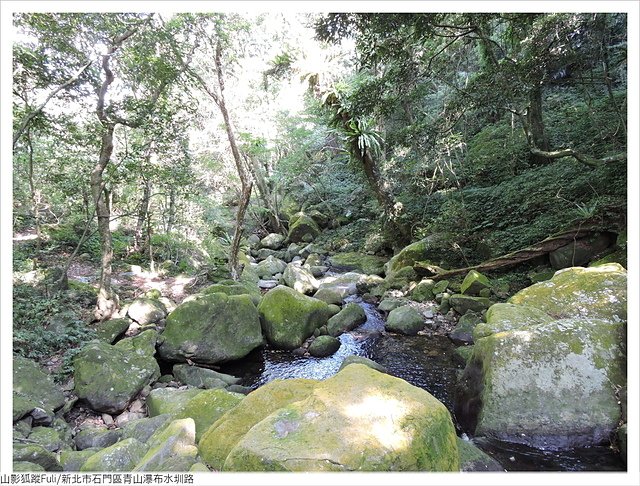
218;293;625;472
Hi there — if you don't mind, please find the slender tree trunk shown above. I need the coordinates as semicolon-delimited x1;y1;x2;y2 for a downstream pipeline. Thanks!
91;124;118;321
166;187;176;234
26;129;41;266
243;153;283;233
527;85;550;164
147;207;154;272
135;177;151;251
229;182;253;281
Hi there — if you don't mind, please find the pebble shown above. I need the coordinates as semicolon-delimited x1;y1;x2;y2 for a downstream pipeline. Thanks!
101;414;114;427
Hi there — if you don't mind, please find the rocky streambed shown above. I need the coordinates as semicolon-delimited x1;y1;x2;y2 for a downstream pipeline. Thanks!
12;234;628;473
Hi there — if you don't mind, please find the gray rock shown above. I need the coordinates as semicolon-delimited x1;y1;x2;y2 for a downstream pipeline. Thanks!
385;305;424;335
338;356;387;373
172;364;240;389
127;298;167;325
283;264;319;295
74;427;122;450
326;303;367;337
260;233;286;250
308;335;341;357
81;438;148;472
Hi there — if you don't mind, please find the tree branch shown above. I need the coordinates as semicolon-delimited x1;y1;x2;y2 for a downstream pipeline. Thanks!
13;61;92;148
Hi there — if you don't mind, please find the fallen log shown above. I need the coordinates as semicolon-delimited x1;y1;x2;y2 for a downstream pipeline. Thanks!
414;228;605;281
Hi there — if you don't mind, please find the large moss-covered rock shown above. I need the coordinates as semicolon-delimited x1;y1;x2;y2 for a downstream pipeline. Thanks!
508;264;627;321
158;293;264;364
23;426;66;452
385;305;424;335
95;318;130;343
146;388;203;417
81;438;148;472
283;264;319;295
74;427;121;450
260;233;286;250
287;214;321;243
113;329;158;356
549;233;613;269
133;418;198;472
199;379;318;469
410;279;435;302
457;317;626;449
13;356;65;422
449;294;491;315
256;255;287;279
223;364;459;471
473;303;553;340
327;302;367;337
460;270;491;296
127;297;167;325
199;281;261;306
385;236;447;276
60;449;101;472
120;414;173;443
13;444;61;471
328;252;386;276
308;335;341;357
174;389;244;441
73;339;159;414
13;461;45;472
258;286;331;350
172;364;240;389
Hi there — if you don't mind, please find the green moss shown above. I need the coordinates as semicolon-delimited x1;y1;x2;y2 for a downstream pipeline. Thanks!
146;388;204;417
133;418;198;472
287;214;321;243
175;389;244;442
474;303;553;340
80;438;148;472
460;270;491;296
328;252;386;276
258;286;330;349
199;378;318;470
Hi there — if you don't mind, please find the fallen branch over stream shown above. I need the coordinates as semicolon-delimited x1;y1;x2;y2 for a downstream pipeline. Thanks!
414;228;603;280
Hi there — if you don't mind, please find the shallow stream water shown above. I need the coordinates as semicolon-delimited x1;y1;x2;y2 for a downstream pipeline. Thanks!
218;294;625;472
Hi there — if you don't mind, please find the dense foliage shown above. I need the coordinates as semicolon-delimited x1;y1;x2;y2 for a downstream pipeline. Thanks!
12;12;627;368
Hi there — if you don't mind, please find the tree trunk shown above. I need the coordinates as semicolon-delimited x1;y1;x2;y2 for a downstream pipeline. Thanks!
91;124;118;321
166;186;176;234
229;182;253;280
26;129;42;267
527;85;550;164
414;228;598;280
135;177;151;251
243;153;283;233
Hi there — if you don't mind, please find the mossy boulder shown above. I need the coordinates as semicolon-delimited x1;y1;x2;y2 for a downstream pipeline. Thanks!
13;444;61;471
95;318;130;343
457;317;626;449
449;311;483;345
327;252;386;276
326;302;367;337
258;286;331;350
287;214;321;243
74;427;121;450
473;303;553;341
313;272;363;303
508;264;627;322
146;388;203;417
410;279;435;302
460;270;491;296
308;335;341;357
74;339;160;414
199;281;261;306
120;414;173;443
378;298;407;312
80;438;148;472
13;461;45;472
385;305;424;335
260;233;286;250
457;438;504;471
385;235;449;276
60;449;101;471
283;263;319;295
172;364;240;389
133;418;198;471
13;356;65;422
26;426;66;452
199;378;318;469
174;389;244;442
223;364;459;471
449;294;491;315
384;266;417;290
158;293;264;364
255;255;287;279
127;297;167;325
113;329;158;356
